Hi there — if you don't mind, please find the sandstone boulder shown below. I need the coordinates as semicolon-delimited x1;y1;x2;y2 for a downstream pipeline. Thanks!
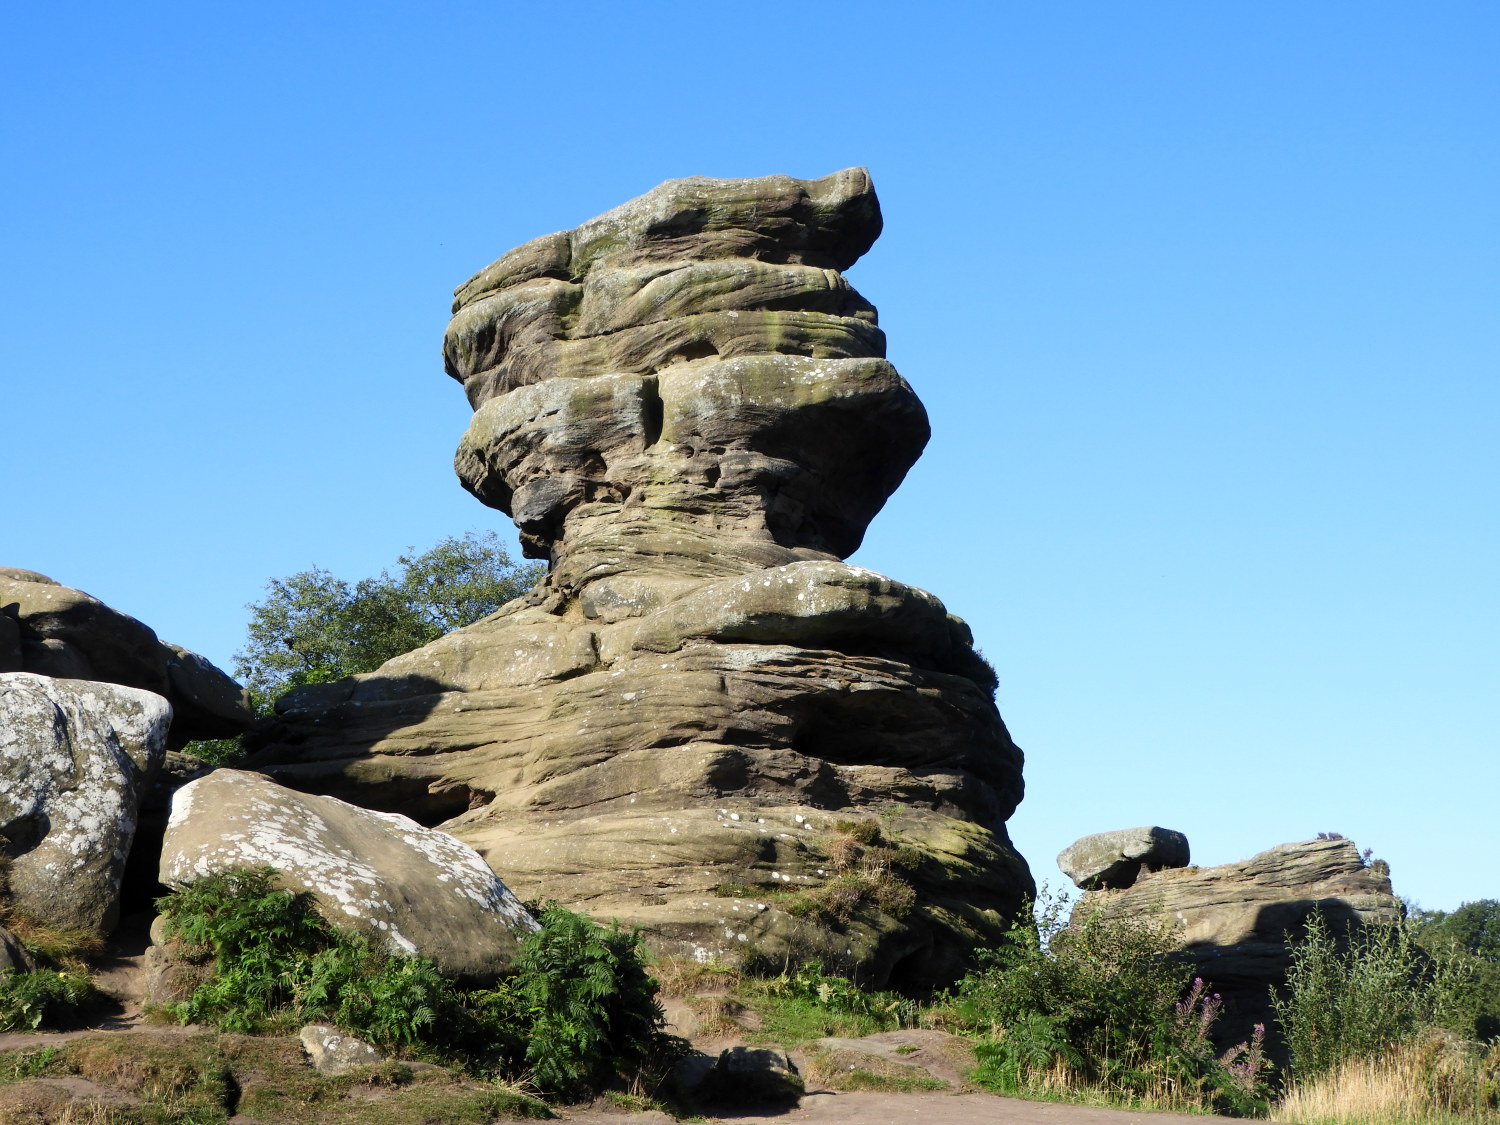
248;170;1032;989
299;1025;385;1075
0;571;253;747
0;672;170;932
1076;836;1401;1046
1058;826;1190;890
160;770;537;982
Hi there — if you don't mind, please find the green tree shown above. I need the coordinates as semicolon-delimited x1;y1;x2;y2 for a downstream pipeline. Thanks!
1413;900;1500;1040
235;530;543;701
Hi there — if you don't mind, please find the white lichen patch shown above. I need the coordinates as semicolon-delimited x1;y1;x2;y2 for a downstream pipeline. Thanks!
0;673;170;931
162;770;536;973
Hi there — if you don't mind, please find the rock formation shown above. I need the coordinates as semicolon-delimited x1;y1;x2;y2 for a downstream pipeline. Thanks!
0;569;253;748
0;672;170;932
161;770;536;982
1074;836;1401;1046
1058;826;1190;890
248;168;1032;989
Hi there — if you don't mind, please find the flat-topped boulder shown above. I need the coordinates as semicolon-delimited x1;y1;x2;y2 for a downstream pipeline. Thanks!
248;170;1032;989
1058;826;1190;890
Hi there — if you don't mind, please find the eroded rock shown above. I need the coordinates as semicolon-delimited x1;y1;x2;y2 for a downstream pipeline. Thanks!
1076;836;1401;1047
160;770;536;981
0;672;170;932
0;571;253;747
249;169;1032;989
1058;826;1190;890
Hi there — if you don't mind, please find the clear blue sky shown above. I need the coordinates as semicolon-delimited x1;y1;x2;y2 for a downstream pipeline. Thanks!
4;2;1495;911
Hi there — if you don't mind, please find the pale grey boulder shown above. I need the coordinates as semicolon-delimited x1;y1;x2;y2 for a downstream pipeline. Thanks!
160;770;537;982
0;672;171;932
299;1025;385;1075
1058;826;1190;890
0;570;253;748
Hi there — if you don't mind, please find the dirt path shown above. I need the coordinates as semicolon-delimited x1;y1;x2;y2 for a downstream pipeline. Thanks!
558;1091;1215;1125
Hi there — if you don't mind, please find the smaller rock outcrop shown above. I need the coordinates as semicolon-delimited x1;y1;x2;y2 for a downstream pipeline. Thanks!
0;672;171;933
300;1025;385;1075
160;770;537;981
1075;836;1401;1046
0;569;253;747
1057;826;1190;890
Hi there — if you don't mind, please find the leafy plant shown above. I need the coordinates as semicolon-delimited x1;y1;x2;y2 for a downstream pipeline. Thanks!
0;970;95;1031
1273;910;1479;1083
155;871;673;1102
943;886;1266;1114
508;902;675;1101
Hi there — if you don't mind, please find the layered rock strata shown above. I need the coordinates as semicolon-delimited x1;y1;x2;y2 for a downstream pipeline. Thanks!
0;569;253;747
250;169;1032;988
1076;836;1401;1046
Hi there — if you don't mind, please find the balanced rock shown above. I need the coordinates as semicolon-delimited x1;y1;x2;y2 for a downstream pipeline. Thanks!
1058;826;1190;890
1076;836;1400;1046
0;672;170;932
248;169;1032;989
0;570;253;747
160;770;536;981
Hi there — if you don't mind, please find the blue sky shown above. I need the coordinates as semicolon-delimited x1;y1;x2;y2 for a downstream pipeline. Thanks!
4;2;1495;911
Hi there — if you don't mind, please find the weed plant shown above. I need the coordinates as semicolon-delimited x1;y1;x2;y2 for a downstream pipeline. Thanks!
1273;911;1479;1084
155;868;677;1102
940;887;1270;1116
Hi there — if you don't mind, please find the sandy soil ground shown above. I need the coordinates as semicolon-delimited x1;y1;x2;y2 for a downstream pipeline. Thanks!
558;1090;1215;1125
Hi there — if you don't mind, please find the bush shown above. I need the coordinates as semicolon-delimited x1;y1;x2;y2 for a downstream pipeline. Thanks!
0;969;95;1031
155;870;676;1100
944;888;1269;1115
1273;911;1479;1083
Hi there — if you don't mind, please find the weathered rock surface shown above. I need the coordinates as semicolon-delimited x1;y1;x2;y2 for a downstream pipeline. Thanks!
299;1025;385;1075
248;170;1032;989
160;769;536;981
1076;837;1401;1046
0;570;253;747
1058;826;1190;890
0;672;170;932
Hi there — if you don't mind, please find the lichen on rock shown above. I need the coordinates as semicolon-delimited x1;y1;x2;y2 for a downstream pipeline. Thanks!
248;169;1033;988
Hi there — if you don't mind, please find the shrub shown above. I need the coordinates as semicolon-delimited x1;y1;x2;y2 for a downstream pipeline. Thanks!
1272;911;1478;1083
506;902;676;1101
945;887;1269;1115
155;870;675;1101
0;969;95;1031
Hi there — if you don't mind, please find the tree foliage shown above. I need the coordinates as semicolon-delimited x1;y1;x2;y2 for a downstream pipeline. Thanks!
1272;911;1479;1082
1413;900;1500;1041
234;531;543;701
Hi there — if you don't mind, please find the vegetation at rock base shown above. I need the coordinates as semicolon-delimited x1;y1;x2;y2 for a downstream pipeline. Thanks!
0;1033;549;1124
0;861;105;1031
1414;900;1500;1042
153;869;679;1103
184;531;542;765
933;886;1272;1116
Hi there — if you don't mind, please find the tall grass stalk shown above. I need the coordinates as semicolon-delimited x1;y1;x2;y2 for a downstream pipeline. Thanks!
1274;1032;1500;1124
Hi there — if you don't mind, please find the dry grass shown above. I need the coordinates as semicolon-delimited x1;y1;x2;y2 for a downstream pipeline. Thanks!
1274;1032;1500;1124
